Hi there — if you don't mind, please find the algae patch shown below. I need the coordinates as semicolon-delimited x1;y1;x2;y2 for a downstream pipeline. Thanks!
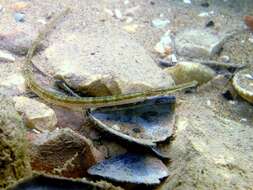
0;96;31;189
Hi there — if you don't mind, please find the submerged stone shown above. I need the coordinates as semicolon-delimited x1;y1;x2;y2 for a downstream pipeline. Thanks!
32;26;174;96
175;29;224;58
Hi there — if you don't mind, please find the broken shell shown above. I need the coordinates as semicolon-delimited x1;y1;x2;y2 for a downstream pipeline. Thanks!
232;69;253;103
8;173;122;190
88;153;169;184
87;96;176;147
165;62;216;85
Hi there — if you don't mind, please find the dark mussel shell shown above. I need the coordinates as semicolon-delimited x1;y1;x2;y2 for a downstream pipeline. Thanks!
87;96;176;146
8;173;120;190
88;153;169;184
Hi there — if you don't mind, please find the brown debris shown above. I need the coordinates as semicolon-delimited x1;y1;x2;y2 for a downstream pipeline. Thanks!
244;15;253;31
29;128;104;178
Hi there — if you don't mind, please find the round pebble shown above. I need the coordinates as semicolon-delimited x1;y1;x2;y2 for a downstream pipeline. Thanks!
14;12;25;22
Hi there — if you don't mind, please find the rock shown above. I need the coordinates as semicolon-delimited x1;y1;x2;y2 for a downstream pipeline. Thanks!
10;2;30;11
13;96;57;132
125;17;134;23
156;116;253;190
220;55;230;63
124;6;140;16
183;0;191;4
175;29;224;58
198;12;210;17
154;32;173;57
32;26;174;96
249;37;253;43
151;19;170;29
14;12;25;22
0;73;26;96
165;62;216;85
29;128;104;178
0;96;32;189
122;24;138;33
205;20;215;28
0;50;15;62
0;30;37;55
114;9;123;20
244;15;253;31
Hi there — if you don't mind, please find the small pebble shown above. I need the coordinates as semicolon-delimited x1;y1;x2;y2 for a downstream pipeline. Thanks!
14;12;25;22
112;124;120;131
126;17;134;23
240;118;247;122
171;54;177;63
152;19;170;28
201;2;210;7
205;20;215;27
104;8;114;17
123;24;138;33
222;90;234;101
198;12;209;17
0;50;15;62
132;128;141;133
124;0;130;5
154;35;172;56
159;59;172;67
37;18;47;25
183;0;191;4
114;9;123;20
220;55;230;63
228;100;236;105
248;37;253;43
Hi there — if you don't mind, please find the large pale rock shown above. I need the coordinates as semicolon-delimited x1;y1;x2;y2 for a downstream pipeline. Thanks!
0;73;26;96
13;96;57;132
157;116;253;190
0;96;32;189
175;29;224;58
33;26;174;96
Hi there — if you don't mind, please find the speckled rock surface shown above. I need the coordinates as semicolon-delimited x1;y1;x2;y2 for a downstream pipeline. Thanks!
13;96;57;131
32;26;174;96
0;96;31;189
29;128;104;178
0;73;26;96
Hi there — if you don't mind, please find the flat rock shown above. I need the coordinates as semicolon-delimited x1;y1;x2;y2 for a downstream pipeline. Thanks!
0;73;26;96
175;29;224;58
32;26;174;96
157;115;253;190
13;96;57;132
29;128;104;178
